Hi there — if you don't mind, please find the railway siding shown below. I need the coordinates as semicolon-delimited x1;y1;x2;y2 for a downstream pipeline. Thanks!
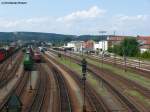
42;64;60;112
0;64;24;111
44;54;84;112
49;49;150;112
86;58;150;89
21;71;40;112
46;52;129;112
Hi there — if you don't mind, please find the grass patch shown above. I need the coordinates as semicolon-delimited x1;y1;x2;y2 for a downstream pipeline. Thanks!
126;90;150;107
60;54;150;89
86;58;150;89
58;56;150;106
58;57;81;74
58;56;108;96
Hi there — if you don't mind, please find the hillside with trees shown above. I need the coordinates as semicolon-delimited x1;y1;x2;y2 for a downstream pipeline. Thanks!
0;32;108;45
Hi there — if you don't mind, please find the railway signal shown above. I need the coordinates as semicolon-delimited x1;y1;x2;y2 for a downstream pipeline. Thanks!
82;58;87;75
81;58;87;112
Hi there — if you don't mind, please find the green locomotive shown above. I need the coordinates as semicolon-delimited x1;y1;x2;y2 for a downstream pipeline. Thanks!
23;52;33;70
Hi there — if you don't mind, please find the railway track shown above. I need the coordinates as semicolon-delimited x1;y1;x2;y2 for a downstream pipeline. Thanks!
15;71;30;96
1;59;70;112
53;48;150;79
73;51;150;71
52;67;72;112
49;49;149;112
0;71;29;111
70;53;150;98
0;52;23;88
27;64;48;112
45;58;72;112
0;49;19;70
46;51;130;112
0;57;12;80
77;52;150;78
46;53;111;112
51;50;150;97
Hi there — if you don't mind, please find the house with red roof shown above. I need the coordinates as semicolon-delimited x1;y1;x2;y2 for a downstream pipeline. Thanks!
107;35;135;47
137;36;150;52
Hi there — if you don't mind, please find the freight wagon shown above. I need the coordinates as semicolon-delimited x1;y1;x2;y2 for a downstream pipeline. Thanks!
0;49;7;62
0;46;19;63
33;52;41;62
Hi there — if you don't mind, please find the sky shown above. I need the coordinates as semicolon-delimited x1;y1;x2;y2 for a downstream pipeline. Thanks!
0;0;150;35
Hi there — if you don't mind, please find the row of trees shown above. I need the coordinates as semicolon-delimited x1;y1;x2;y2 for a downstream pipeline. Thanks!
108;37;150;59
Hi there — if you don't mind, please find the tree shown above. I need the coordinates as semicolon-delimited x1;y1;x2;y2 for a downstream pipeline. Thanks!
120;37;140;57
141;50;150;59
108;47;113;53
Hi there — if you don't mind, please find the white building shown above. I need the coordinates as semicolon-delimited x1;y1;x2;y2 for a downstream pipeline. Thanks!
64;41;83;52
94;41;108;51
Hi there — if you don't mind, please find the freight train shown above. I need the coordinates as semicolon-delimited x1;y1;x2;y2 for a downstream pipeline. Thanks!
0;46;19;63
23;46;42;70
0;49;7;62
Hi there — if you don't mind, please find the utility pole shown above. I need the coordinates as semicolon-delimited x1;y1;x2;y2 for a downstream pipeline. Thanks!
123;47;127;72
82;42;83;57
138;43;143;69
99;31;106;88
113;31;116;65
69;50;71;66
99;31;107;71
138;55;140;69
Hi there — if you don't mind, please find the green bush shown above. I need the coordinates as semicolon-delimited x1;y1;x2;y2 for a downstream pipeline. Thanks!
141;51;150;59
108;47;113;53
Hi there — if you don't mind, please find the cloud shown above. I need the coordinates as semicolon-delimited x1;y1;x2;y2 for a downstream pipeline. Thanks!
0;17;50;28
108;14;150;35
56;6;106;22
116;14;149;22
0;8;149;35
